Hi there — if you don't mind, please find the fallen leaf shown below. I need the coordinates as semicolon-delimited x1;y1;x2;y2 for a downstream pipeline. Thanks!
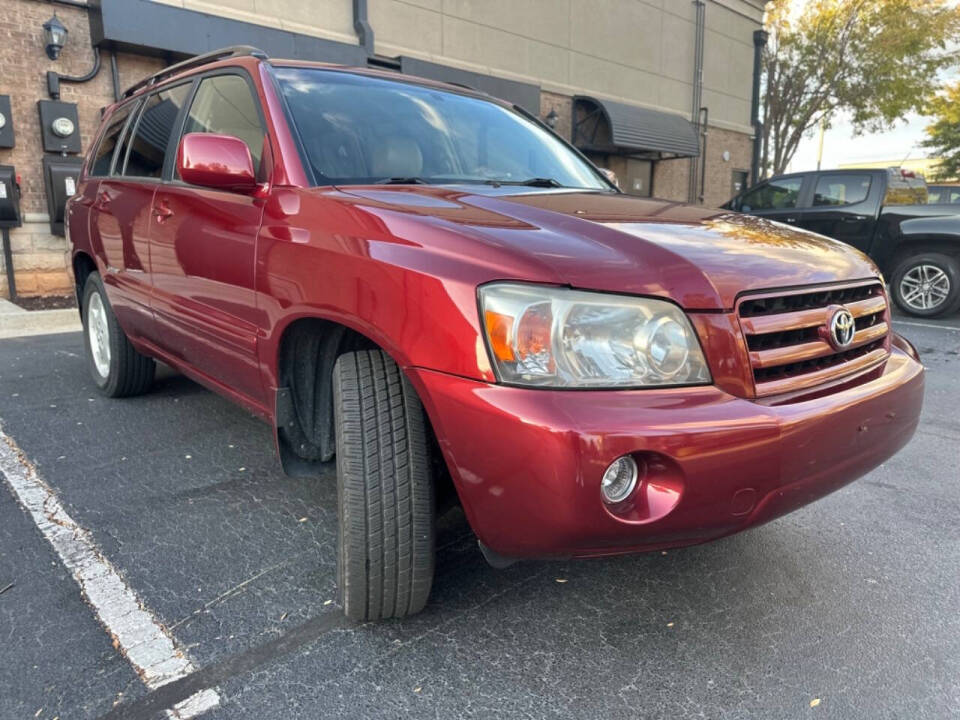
555;578;567;583
185;455;192;460
810;699;821;708
323;599;333;606
238;467;246;472
279;612;288;622
667;622;675;628
298;517;308;523
413;687;422;693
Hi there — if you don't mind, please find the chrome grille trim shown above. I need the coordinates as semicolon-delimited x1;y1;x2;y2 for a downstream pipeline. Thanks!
737;281;890;398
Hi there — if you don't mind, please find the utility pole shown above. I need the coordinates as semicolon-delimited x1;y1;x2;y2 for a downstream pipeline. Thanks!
816;117;827;171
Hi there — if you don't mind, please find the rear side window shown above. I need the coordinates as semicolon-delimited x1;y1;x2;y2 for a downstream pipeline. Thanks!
123;84;191;178
180;74;264;175
89;104;134;176
739;176;803;212
813;174;871;207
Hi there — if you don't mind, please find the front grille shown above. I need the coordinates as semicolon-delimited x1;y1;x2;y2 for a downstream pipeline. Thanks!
738;281;890;397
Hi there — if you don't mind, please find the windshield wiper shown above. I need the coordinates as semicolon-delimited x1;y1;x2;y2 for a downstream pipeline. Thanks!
482;177;564;188
375;176;431;185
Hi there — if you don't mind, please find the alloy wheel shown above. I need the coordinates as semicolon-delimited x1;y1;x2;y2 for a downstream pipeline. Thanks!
899;263;951;311
87;291;111;378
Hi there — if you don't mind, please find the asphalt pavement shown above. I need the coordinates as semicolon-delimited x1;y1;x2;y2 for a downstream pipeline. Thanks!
0;311;957;720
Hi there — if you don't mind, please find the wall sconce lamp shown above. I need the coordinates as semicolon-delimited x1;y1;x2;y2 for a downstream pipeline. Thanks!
544;109;559;129
43;13;69;61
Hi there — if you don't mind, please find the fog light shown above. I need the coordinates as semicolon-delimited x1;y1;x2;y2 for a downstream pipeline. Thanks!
601;455;639;504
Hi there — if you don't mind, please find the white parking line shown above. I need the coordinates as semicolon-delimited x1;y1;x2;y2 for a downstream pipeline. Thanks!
0;426;220;719
892;319;960;332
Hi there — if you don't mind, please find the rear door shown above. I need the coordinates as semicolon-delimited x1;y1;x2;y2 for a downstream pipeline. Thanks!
794;172;878;252
86;98;155;339
734;173;810;226
148;71;267;403
108;82;193;341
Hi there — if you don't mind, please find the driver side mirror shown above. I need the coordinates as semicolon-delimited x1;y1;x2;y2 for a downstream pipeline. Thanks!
177;133;257;194
598;167;620;189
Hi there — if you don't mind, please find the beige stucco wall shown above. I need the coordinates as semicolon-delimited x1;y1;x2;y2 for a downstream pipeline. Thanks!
152;0;763;133
368;0;762;134
149;0;358;45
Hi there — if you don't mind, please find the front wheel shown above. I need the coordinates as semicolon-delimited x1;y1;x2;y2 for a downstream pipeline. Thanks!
82;273;156;397
333;349;435;621
890;253;960;318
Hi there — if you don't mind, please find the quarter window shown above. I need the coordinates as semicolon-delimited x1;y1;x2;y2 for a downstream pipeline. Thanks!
89;103;134;177
739;177;803;212
123;84;191;178
813;174;871;207
180;74;264;175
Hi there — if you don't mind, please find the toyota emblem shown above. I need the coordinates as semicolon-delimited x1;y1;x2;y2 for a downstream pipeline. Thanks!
829;308;856;349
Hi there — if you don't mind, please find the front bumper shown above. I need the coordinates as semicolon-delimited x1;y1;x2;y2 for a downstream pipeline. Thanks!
407;337;924;558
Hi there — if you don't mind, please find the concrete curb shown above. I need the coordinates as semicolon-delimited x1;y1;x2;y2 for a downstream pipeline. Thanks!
0;299;81;339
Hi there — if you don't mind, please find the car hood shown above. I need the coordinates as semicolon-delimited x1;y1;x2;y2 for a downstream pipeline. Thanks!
335;186;880;311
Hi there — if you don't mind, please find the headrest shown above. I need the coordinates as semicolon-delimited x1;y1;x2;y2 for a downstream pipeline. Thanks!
370;136;423;179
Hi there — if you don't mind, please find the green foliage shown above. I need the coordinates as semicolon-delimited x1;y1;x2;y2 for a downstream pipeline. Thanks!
922;84;960;181
762;0;960;176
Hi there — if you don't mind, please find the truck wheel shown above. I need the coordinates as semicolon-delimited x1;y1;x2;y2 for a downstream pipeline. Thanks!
332;349;434;621
81;273;156;397
891;253;960;318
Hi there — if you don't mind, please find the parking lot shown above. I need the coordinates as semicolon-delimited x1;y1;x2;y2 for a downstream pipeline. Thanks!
1;311;958;720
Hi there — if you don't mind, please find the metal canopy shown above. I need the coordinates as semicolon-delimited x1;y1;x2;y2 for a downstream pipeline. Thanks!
573;96;700;158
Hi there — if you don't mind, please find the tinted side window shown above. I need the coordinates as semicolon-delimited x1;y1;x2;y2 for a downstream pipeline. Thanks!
813;174;871;207
740;177;803;211
181;74;264;175
89;104;134;176
123;84;191;179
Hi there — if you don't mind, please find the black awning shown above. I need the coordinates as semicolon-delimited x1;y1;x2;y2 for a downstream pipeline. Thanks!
572;96;700;158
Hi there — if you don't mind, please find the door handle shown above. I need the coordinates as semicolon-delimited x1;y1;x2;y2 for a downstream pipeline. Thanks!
784;216;798;223
94;191;111;210
841;215;867;222
152;201;174;223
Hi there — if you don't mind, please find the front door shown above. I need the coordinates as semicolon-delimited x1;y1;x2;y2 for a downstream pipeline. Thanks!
794;172;875;253
149;72;267;404
735;174;809;226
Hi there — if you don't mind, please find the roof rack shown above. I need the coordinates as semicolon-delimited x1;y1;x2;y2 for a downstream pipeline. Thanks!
121;45;268;99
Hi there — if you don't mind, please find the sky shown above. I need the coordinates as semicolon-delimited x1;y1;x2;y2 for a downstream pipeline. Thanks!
787;112;933;172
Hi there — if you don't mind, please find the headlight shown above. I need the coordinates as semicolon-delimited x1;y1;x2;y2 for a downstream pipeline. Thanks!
479;283;711;388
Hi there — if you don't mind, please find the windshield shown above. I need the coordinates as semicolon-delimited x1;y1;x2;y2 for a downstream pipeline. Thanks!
274;67;609;190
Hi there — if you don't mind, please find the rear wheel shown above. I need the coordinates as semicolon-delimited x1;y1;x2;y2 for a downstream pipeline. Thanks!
890;253;960;318
333;349;435;621
82;273;155;397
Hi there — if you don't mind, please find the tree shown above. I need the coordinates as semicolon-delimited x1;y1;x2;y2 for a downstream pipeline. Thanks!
760;0;960;177
922;83;960;181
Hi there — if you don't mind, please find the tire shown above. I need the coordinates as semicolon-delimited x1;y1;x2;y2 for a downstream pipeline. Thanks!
890;252;960;318
81;273;156;398
333;349;435;621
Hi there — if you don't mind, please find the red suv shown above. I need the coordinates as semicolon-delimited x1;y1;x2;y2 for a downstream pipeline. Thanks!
67;47;924;621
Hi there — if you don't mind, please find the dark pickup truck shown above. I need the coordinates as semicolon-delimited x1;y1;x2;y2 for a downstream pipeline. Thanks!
725;168;960;317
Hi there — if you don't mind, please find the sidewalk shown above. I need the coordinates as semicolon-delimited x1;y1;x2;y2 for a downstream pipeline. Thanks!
0;298;81;339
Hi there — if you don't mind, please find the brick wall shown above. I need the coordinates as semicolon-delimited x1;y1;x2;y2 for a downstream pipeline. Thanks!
0;0;162;299
654;125;753;207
